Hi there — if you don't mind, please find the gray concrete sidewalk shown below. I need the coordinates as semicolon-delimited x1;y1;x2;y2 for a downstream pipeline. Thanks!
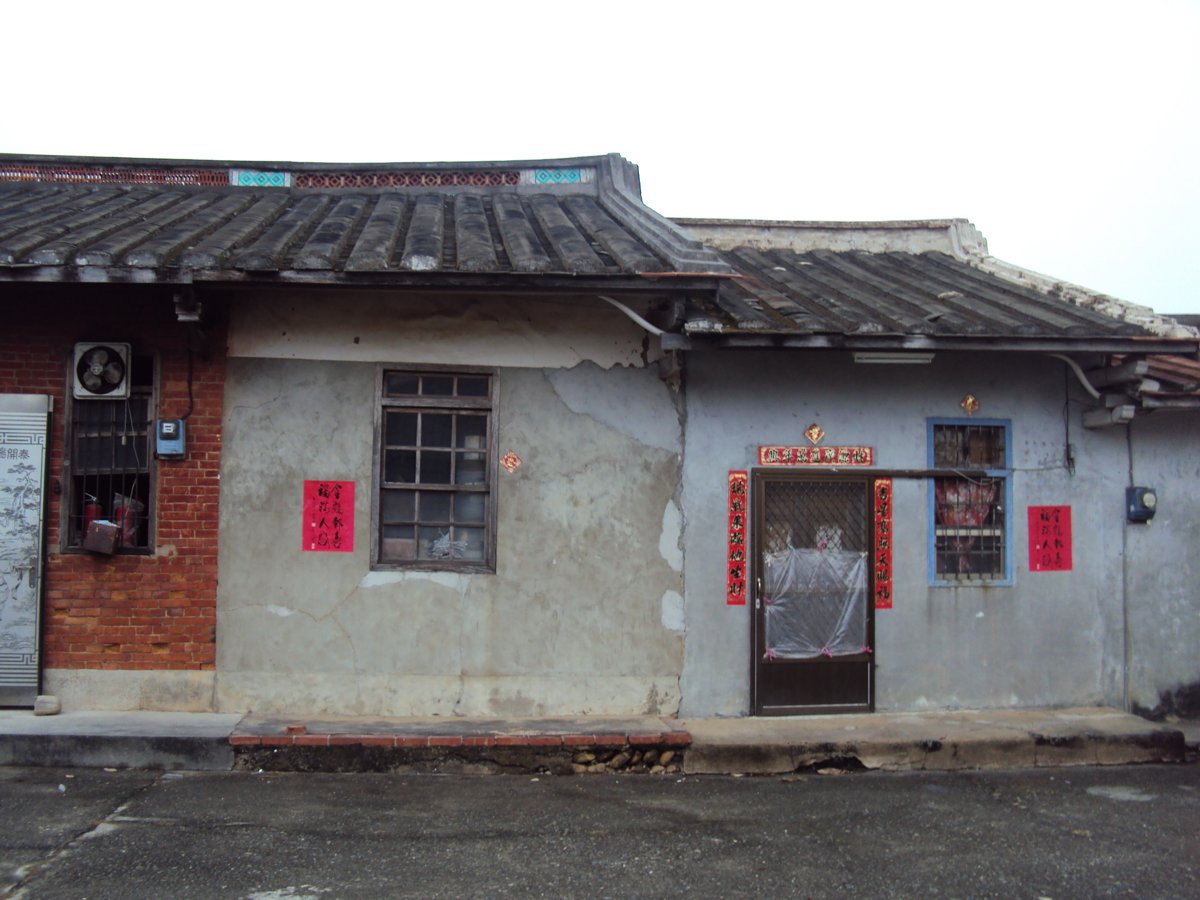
681;707;1191;773
0;710;242;770
0;706;1190;773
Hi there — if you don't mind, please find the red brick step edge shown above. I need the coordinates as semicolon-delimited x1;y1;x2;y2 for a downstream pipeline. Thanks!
230;731;692;749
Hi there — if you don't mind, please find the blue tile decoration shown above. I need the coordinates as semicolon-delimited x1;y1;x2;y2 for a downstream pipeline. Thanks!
519;168;594;186
229;170;292;188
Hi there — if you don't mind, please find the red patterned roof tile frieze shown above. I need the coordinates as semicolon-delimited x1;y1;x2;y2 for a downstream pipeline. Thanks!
292;171;520;188
0;164;230;187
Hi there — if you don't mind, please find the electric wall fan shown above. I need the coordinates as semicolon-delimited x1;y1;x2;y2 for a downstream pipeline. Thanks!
73;343;131;400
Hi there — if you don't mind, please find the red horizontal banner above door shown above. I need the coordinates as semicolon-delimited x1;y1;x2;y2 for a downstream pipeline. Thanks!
758;446;874;466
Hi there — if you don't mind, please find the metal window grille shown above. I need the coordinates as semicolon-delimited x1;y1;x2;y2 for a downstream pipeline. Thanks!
67;388;153;552
377;370;494;567
932;424;1006;581
762;481;867;555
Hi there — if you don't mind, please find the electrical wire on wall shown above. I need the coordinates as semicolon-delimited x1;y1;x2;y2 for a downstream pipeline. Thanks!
1125;420;1136;487
1062;364;1076;476
181;324;195;421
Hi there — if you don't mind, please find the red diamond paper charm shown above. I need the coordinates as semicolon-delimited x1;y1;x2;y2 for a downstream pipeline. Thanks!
960;393;980;415
804;423;825;445
501;450;523;473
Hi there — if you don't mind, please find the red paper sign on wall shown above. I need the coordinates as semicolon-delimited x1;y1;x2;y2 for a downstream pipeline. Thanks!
873;478;893;609
726;471;748;605
758;445;873;466
1028;505;1071;572
303;480;355;553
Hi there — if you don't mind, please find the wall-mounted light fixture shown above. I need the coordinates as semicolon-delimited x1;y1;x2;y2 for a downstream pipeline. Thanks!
853;352;935;364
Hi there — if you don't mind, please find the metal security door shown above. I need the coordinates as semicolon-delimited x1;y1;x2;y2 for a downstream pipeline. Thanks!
752;474;873;715
0;395;51;707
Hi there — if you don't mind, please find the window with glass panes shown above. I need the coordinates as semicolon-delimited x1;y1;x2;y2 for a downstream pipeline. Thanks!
376;369;495;569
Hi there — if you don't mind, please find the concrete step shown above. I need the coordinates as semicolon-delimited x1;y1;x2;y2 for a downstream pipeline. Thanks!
0;707;1187;774
681;707;1187;774
0;711;242;771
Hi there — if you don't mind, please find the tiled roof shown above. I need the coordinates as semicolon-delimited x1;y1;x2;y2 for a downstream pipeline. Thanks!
712;246;1149;336
0;154;729;284
674;220;1199;353
1109;353;1200;407
1144;353;1200;391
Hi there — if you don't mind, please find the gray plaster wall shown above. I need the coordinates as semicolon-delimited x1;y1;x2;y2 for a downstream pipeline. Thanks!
679;350;1157;717
226;290;661;371
1125;413;1200;716
216;294;684;717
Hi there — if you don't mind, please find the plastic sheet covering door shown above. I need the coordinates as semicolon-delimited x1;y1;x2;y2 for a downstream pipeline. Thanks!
0;395;50;707
762;480;868;659
764;548;867;658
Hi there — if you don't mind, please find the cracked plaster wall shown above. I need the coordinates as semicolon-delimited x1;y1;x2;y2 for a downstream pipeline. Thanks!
680;350;1138;717
216;295;684;717
227;290;660;370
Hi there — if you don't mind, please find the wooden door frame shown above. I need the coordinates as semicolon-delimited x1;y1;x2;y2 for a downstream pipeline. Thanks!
750;470;876;716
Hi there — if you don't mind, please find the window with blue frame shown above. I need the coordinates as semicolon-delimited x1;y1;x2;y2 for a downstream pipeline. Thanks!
928;419;1011;584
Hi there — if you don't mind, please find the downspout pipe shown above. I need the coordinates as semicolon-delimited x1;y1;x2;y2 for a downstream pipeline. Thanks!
600;295;666;337
1047;353;1101;401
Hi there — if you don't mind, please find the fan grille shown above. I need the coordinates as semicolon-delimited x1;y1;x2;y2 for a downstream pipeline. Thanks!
74;343;130;399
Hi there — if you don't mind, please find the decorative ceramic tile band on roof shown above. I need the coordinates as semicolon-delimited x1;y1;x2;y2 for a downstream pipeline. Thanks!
291;170;521;188
0;164;230;187
0;163;597;191
519;168;595;186
229;170;292;188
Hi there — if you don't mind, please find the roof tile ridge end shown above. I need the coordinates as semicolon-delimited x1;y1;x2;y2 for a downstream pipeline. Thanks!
946;220;988;260
969;251;1198;340
595;155;731;274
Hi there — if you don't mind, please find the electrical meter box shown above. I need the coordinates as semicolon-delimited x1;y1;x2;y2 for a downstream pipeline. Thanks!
1126;486;1157;523
156;418;186;459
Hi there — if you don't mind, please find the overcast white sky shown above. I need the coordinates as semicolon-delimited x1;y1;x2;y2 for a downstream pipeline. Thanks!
3;1;1196;313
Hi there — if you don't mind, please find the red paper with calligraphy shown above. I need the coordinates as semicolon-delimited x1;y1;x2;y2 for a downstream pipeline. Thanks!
873;478;893;609
303;480;355;553
758;446;873;466
726;471;748;605
1028;505;1071;572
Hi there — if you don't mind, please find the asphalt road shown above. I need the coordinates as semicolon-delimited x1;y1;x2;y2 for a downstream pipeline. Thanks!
1;764;1196;899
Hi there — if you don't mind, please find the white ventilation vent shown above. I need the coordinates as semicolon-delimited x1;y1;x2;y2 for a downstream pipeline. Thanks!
73;343;131;400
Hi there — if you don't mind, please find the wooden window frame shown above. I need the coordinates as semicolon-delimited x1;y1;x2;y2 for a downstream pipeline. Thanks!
371;364;498;573
61;352;157;555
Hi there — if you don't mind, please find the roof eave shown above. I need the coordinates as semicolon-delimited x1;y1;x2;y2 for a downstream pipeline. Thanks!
0;264;724;296
662;331;1200;356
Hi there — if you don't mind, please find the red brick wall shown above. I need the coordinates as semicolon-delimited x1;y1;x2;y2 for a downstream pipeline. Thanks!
1;285;225;671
